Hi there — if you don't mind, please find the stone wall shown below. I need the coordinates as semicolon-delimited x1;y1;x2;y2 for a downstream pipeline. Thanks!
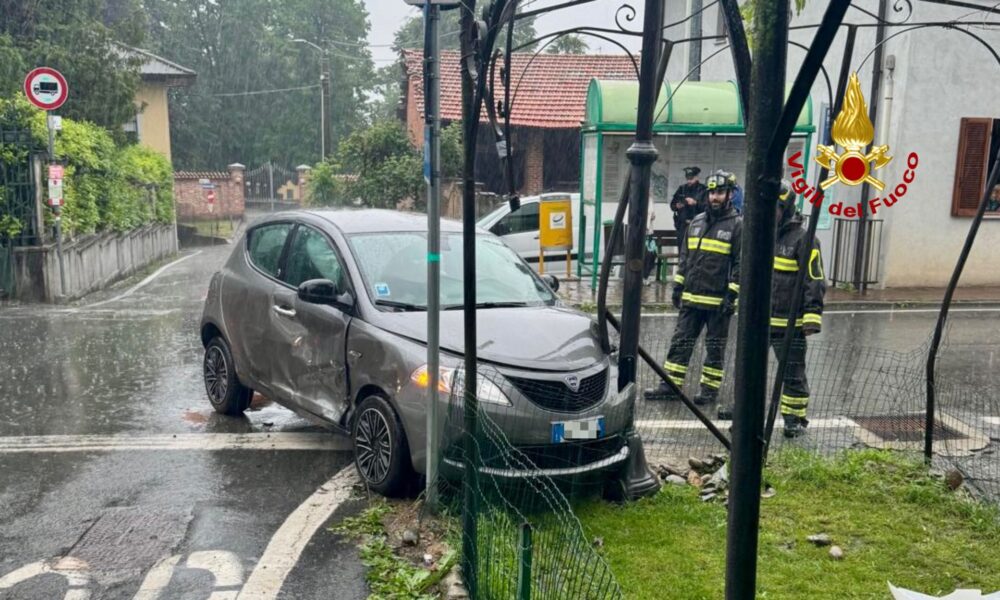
174;163;245;221
12;223;178;303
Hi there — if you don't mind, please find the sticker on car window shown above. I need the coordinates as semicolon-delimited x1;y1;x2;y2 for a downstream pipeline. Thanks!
374;283;391;297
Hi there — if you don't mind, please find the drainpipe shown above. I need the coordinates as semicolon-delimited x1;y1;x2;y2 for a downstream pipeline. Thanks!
872;54;895;289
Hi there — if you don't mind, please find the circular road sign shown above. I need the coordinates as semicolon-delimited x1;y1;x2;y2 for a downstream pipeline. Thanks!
24;67;68;111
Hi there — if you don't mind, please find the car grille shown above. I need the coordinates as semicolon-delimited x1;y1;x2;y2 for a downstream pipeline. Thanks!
507;368;608;413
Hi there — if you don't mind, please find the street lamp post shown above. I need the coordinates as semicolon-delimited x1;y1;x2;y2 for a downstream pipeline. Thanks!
292;38;329;160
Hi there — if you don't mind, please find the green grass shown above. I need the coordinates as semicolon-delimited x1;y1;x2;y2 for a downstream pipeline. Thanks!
576;450;1000;599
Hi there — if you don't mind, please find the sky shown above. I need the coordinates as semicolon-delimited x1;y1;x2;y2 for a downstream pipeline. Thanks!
361;0;646;65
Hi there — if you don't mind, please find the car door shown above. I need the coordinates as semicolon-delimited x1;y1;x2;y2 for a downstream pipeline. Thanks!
268;224;352;424
489;201;540;258
225;221;294;389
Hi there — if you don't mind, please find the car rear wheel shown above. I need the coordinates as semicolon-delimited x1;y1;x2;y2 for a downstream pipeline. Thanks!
352;395;413;497
203;337;252;415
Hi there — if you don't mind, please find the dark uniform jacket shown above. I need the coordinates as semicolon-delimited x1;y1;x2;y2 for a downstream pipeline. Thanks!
674;206;742;309
770;213;826;331
671;182;708;229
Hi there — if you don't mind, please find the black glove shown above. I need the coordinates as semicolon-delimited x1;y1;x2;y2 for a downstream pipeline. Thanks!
671;285;683;309
802;323;821;336
722;293;737;316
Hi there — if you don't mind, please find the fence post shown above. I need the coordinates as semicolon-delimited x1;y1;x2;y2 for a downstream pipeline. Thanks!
268;161;275;212
517;522;532;600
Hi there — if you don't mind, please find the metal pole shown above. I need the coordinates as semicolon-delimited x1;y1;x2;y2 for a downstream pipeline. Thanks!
459;2;480;595
321;54;329;160
268;161;275;212
725;0;787;597
47;114;66;299
688;0;703;81
517;522;533;600
424;0;442;508
853;0;888;293
618;0;662;391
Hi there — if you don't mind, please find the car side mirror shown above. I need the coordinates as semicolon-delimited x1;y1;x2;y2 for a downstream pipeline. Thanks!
299;279;355;311
491;222;510;236
542;274;559;292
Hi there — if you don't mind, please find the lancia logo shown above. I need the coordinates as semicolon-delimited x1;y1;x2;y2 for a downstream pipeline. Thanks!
565;375;580;393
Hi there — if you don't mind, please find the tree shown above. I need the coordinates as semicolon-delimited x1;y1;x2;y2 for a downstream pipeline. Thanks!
0;0;146;134
141;0;375;170
322;120;424;210
545;35;588;54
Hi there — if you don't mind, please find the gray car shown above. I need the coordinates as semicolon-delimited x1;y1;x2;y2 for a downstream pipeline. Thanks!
200;209;632;495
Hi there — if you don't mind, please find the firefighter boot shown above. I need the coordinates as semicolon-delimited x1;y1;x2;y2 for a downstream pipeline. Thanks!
644;382;681;402
693;387;718;406
783;415;809;438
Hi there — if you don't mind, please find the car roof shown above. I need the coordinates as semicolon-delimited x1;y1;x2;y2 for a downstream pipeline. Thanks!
262;208;470;234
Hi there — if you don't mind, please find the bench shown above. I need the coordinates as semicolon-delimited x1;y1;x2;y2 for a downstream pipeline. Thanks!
650;229;680;282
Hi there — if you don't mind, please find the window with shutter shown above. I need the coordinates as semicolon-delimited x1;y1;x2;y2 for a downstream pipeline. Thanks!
951;118;994;217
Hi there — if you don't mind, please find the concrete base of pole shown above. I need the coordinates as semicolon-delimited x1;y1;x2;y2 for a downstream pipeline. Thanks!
623;429;661;501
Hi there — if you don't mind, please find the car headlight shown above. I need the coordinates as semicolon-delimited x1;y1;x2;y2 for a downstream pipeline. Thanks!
410;364;512;407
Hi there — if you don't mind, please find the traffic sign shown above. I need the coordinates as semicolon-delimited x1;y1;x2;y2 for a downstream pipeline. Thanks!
206;190;216;204
24;67;68;111
48;164;64;180
48;179;63;207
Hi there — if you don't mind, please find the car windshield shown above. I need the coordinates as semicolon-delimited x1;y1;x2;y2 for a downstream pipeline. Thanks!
348;232;556;310
476;203;510;229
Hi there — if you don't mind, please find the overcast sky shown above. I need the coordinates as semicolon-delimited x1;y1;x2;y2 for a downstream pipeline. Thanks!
361;0;646;65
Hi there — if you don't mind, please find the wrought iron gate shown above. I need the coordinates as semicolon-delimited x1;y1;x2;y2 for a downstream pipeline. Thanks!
0;127;43;298
244;161;301;211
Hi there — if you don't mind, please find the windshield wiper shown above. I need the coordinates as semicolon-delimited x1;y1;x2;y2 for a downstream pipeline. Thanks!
375;299;427;312
443;301;531;310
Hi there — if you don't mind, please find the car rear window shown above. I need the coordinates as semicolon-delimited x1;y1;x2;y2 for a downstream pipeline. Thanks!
247;223;292;278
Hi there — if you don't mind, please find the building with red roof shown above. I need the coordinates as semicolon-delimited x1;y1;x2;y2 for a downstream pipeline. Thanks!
401;49;637;195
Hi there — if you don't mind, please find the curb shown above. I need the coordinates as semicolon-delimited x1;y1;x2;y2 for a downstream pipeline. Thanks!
562;300;1000;314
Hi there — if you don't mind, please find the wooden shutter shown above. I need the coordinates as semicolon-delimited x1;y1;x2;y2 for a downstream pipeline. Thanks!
952;117;993;217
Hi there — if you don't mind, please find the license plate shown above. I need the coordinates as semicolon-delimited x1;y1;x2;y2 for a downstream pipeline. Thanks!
551;416;605;443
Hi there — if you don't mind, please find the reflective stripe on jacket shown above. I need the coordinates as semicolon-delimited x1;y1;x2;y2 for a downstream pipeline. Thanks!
676;207;742;309
771;214;826;330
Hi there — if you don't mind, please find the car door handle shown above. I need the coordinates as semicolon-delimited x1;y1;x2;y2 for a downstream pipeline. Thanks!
272;305;297;318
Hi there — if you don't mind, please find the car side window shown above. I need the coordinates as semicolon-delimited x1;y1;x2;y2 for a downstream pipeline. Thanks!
247;223;293;278
495;202;539;235
283;226;344;289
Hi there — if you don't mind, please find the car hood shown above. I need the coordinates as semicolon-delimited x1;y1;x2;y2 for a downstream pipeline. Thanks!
369;306;606;371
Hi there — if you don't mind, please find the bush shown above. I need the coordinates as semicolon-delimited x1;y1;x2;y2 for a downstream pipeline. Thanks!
0;93;173;237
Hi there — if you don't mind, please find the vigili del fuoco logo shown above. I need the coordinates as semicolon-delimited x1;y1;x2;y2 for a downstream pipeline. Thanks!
787;73;919;218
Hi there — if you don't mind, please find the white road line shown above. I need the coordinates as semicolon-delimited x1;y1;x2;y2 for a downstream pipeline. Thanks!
639;306;1000;318
637;417;859;429
238;466;358;599
0;433;351;453
68;251;202;311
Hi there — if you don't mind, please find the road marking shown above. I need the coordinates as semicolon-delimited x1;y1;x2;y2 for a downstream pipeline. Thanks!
239;465;358;599
0;433;351;453
132;555;182;600
69;251;203;311
637;417;859;429
640;306;1000;318
187;551;244;600
0;557;92;599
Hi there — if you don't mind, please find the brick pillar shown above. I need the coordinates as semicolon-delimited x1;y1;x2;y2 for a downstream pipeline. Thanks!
297;165;311;206
521;130;544;196
227;163;245;218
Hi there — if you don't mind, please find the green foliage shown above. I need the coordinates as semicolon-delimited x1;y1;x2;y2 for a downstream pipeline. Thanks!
0;94;172;237
323;120;424;210
0;0;145;135
545;34;589;55
578;449;1000;599
142;0;375;170
331;500;457;600
393;8;538;53
306;161;346;207
440;121;464;180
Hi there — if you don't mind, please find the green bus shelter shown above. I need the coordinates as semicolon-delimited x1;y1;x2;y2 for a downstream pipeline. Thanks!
577;79;815;286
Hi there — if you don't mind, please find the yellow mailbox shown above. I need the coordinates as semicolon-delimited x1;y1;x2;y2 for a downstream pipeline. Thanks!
538;193;573;275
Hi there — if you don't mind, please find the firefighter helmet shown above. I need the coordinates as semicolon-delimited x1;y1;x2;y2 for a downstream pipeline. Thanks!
705;171;735;192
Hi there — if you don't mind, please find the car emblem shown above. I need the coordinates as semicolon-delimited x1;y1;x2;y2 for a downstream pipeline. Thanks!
564;375;580;393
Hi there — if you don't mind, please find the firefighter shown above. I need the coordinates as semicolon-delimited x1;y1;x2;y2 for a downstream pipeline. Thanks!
770;179;826;437
670;166;708;250
646;171;741;405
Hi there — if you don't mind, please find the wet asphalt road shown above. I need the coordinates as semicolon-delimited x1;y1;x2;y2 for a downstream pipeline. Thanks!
0;242;366;600
3;233;1000;598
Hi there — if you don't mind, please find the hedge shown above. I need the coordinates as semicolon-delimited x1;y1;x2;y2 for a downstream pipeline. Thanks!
0;94;174;239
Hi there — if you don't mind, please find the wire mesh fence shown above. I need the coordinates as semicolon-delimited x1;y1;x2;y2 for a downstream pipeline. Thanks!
421;311;1000;598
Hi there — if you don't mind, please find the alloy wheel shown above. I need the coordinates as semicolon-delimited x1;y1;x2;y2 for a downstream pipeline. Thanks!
355;407;392;484
204;346;229;404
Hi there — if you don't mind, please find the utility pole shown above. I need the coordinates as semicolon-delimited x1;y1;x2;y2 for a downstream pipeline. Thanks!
292;38;329;160
725;1;788;598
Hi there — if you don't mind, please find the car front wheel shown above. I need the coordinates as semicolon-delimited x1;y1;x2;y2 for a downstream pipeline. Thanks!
352;395;413;497
203;336;252;415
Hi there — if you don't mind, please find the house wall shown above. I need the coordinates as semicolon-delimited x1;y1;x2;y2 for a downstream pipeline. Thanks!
674;1;1000;287
135;82;172;160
